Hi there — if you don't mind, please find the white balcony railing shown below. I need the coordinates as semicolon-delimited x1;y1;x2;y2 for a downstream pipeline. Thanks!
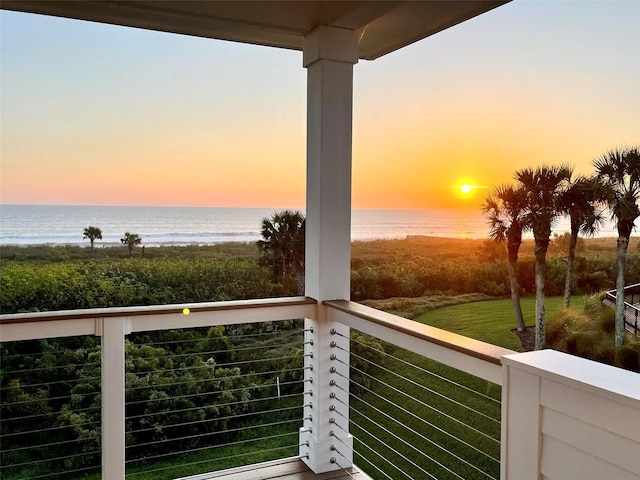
605;283;640;335
1;297;639;479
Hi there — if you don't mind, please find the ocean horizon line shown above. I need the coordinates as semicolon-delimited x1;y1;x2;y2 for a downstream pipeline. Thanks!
0;203;482;213
0;204;620;247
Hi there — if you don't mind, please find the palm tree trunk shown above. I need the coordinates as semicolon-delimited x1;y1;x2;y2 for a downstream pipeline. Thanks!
615;235;629;347
534;239;549;350
296;269;305;296
563;230;578;308
507;260;525;331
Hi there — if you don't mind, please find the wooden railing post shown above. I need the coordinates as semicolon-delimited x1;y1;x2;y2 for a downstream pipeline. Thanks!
101;317;128;480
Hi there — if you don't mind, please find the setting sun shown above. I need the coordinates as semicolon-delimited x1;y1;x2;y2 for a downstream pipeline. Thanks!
453;181;487;206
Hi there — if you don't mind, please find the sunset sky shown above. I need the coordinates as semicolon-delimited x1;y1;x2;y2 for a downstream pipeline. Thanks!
1;1;638;210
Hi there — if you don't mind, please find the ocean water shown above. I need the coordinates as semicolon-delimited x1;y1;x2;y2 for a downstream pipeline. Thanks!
0;204;617;247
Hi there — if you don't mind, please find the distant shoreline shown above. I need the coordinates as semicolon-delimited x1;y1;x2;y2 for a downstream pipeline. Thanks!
0;235;623;249
0;235;624;268
0;204;620;246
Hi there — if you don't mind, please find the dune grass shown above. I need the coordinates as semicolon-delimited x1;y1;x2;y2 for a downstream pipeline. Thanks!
0;242;260;263
547;297;640;372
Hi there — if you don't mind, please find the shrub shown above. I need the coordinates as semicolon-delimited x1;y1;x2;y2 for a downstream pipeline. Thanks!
547;295;640;373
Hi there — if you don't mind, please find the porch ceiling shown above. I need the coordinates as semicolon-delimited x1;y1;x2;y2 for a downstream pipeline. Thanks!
1;0;509;60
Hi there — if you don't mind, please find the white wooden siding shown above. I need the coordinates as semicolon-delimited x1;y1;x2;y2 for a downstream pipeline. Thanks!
502;350;640;480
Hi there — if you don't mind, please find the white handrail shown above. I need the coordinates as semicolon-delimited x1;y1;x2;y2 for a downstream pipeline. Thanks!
324;300;515;385
0;297;317;342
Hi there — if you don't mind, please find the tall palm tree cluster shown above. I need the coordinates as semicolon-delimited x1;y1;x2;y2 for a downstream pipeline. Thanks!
483;146;640;350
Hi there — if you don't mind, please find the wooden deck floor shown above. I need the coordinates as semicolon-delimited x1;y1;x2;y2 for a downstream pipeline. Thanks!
180;458;370;480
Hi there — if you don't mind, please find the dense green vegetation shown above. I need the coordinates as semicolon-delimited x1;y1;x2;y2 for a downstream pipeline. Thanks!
3;236;640;316
351;236;640;302
0;258;273;313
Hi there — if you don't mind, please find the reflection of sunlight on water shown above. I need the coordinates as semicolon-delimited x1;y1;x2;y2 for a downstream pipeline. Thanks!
457;232;474;239
351;209;619;241
351;208;489;240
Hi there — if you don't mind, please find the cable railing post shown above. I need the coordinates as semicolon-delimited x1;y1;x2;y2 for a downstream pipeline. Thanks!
300;306;353;473
101;317;129;480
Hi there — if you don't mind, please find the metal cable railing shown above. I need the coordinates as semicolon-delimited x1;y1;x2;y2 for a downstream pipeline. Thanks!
0;337;102;480
123;321;306;479
335;329;502;480
0;319;307;480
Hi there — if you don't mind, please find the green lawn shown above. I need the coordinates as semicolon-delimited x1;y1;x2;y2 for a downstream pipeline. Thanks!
350;336;502;479
414;295;587;351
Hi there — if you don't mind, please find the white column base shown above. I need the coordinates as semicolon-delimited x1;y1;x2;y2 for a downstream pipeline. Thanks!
300;428;354;473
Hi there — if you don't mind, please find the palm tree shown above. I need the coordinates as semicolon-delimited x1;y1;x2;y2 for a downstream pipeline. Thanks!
557;175;605;308
121;232;142;257
483;184;528;332
257;210;305;295
82;226;102;252
516;164;573;350
593;146;640;347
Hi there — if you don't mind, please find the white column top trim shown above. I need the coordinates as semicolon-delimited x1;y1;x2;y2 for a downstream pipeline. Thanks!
303;25;359;67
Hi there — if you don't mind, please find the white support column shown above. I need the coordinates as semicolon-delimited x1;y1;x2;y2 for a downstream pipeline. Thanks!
101;317;129;480
303;25;357;302
300;25;358;473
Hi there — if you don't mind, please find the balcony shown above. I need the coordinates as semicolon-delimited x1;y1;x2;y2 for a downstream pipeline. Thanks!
1;2;639;479
2;296;638;480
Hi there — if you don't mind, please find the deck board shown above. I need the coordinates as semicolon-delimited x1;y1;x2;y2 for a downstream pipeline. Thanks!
178;458;369;480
